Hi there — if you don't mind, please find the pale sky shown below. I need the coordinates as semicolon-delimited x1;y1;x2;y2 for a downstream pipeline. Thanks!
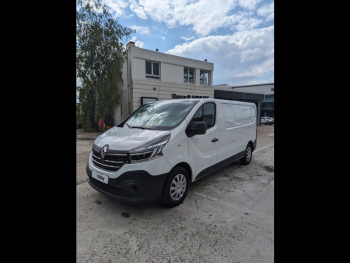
107;0;274;86
77;0;274;102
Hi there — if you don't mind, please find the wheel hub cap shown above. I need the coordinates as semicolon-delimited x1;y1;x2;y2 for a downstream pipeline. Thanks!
246;147;252;161
170;174;187;201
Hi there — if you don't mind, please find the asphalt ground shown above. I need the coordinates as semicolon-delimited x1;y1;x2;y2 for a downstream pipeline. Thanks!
76;125;274;262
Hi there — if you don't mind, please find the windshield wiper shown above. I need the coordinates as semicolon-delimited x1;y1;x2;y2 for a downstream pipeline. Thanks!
126;124;154;130
141;126;154;130
130;125;143;129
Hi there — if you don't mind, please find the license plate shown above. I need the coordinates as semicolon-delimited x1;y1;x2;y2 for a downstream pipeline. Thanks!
92;171;109;184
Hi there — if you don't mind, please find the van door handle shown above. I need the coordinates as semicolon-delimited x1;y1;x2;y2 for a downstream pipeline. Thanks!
212;138;219;142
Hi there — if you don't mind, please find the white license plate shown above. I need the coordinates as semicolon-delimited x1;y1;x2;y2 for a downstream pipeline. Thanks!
92;171;109;184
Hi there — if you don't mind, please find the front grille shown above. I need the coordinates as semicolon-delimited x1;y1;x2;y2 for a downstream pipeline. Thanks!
89;177;131;197
92;147;129;172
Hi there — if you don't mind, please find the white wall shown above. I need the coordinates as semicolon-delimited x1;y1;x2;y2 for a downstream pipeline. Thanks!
132;78;214;111
132;45;213;71
161;63;183;84
132;53;212;86
133;57;146;80
113;106;121;125
195;69;200;86
130;43;213;88
113;63;129;125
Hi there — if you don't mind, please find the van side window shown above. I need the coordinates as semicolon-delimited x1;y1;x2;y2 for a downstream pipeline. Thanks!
190;103;216;129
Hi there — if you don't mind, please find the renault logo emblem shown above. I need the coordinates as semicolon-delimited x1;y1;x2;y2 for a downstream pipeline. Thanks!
101;145;108;160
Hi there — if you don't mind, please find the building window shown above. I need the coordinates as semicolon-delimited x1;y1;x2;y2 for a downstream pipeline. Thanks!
145;61;159;79
263;94;274;102
184;68;194;83
141;97;158;105
200;70;209;84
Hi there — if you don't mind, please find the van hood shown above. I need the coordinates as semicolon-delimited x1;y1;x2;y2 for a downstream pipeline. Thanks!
93;126;170;151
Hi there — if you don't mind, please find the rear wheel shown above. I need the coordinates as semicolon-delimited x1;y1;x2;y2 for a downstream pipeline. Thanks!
159;167;189;207
240;143;253;165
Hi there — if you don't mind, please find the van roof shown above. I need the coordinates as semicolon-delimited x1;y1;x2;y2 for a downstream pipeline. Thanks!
157;98;256;106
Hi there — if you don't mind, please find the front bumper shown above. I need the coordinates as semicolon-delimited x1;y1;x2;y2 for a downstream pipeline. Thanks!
86;165;167;204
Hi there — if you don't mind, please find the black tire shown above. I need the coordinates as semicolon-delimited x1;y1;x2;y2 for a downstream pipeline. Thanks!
239;143;253;165
159;166;189;208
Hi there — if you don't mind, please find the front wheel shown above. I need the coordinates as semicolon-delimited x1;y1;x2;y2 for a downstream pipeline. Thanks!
159;167;189;207
240;144;253;165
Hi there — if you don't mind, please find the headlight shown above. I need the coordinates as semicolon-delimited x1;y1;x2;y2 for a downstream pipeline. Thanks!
128;134;170;163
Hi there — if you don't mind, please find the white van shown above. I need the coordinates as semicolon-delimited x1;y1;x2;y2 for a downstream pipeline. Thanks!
86;99;257;207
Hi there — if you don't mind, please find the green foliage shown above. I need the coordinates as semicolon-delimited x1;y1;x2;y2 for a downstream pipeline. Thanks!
76;103;83;127
76;0;132;130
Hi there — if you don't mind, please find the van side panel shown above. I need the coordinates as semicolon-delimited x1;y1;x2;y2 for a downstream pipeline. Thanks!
218;103;242;163
162;99;257;183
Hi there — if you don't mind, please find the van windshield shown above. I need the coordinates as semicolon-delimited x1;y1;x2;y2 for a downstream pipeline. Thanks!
125;100;198;130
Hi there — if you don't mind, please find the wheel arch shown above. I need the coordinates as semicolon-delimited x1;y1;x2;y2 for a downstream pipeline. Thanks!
248;140;254;149
173;162;193;182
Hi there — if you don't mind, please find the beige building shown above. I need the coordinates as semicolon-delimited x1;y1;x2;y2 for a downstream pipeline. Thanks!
113;41;215;125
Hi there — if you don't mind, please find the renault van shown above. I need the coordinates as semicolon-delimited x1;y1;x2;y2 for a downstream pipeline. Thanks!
86;99;257;207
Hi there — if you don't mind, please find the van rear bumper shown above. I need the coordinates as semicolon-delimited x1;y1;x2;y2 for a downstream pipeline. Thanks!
86;165;167;204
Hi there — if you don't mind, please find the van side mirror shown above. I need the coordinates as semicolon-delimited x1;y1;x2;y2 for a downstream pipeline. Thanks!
189;121;207;136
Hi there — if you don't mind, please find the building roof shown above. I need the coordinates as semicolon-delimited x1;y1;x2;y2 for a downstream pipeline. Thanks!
230;83;274;88
214;82;274;89
127;41;213;71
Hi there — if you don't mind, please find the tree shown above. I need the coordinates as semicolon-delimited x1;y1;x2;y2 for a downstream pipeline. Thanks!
76;0;132;130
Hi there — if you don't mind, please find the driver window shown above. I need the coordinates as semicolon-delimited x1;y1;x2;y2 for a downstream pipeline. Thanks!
190;103;216;129
191;107;202;126
203;103;215;127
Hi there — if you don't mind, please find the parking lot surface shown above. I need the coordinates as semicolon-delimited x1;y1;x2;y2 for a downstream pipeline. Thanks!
77;126;274;262
77;139;94;185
